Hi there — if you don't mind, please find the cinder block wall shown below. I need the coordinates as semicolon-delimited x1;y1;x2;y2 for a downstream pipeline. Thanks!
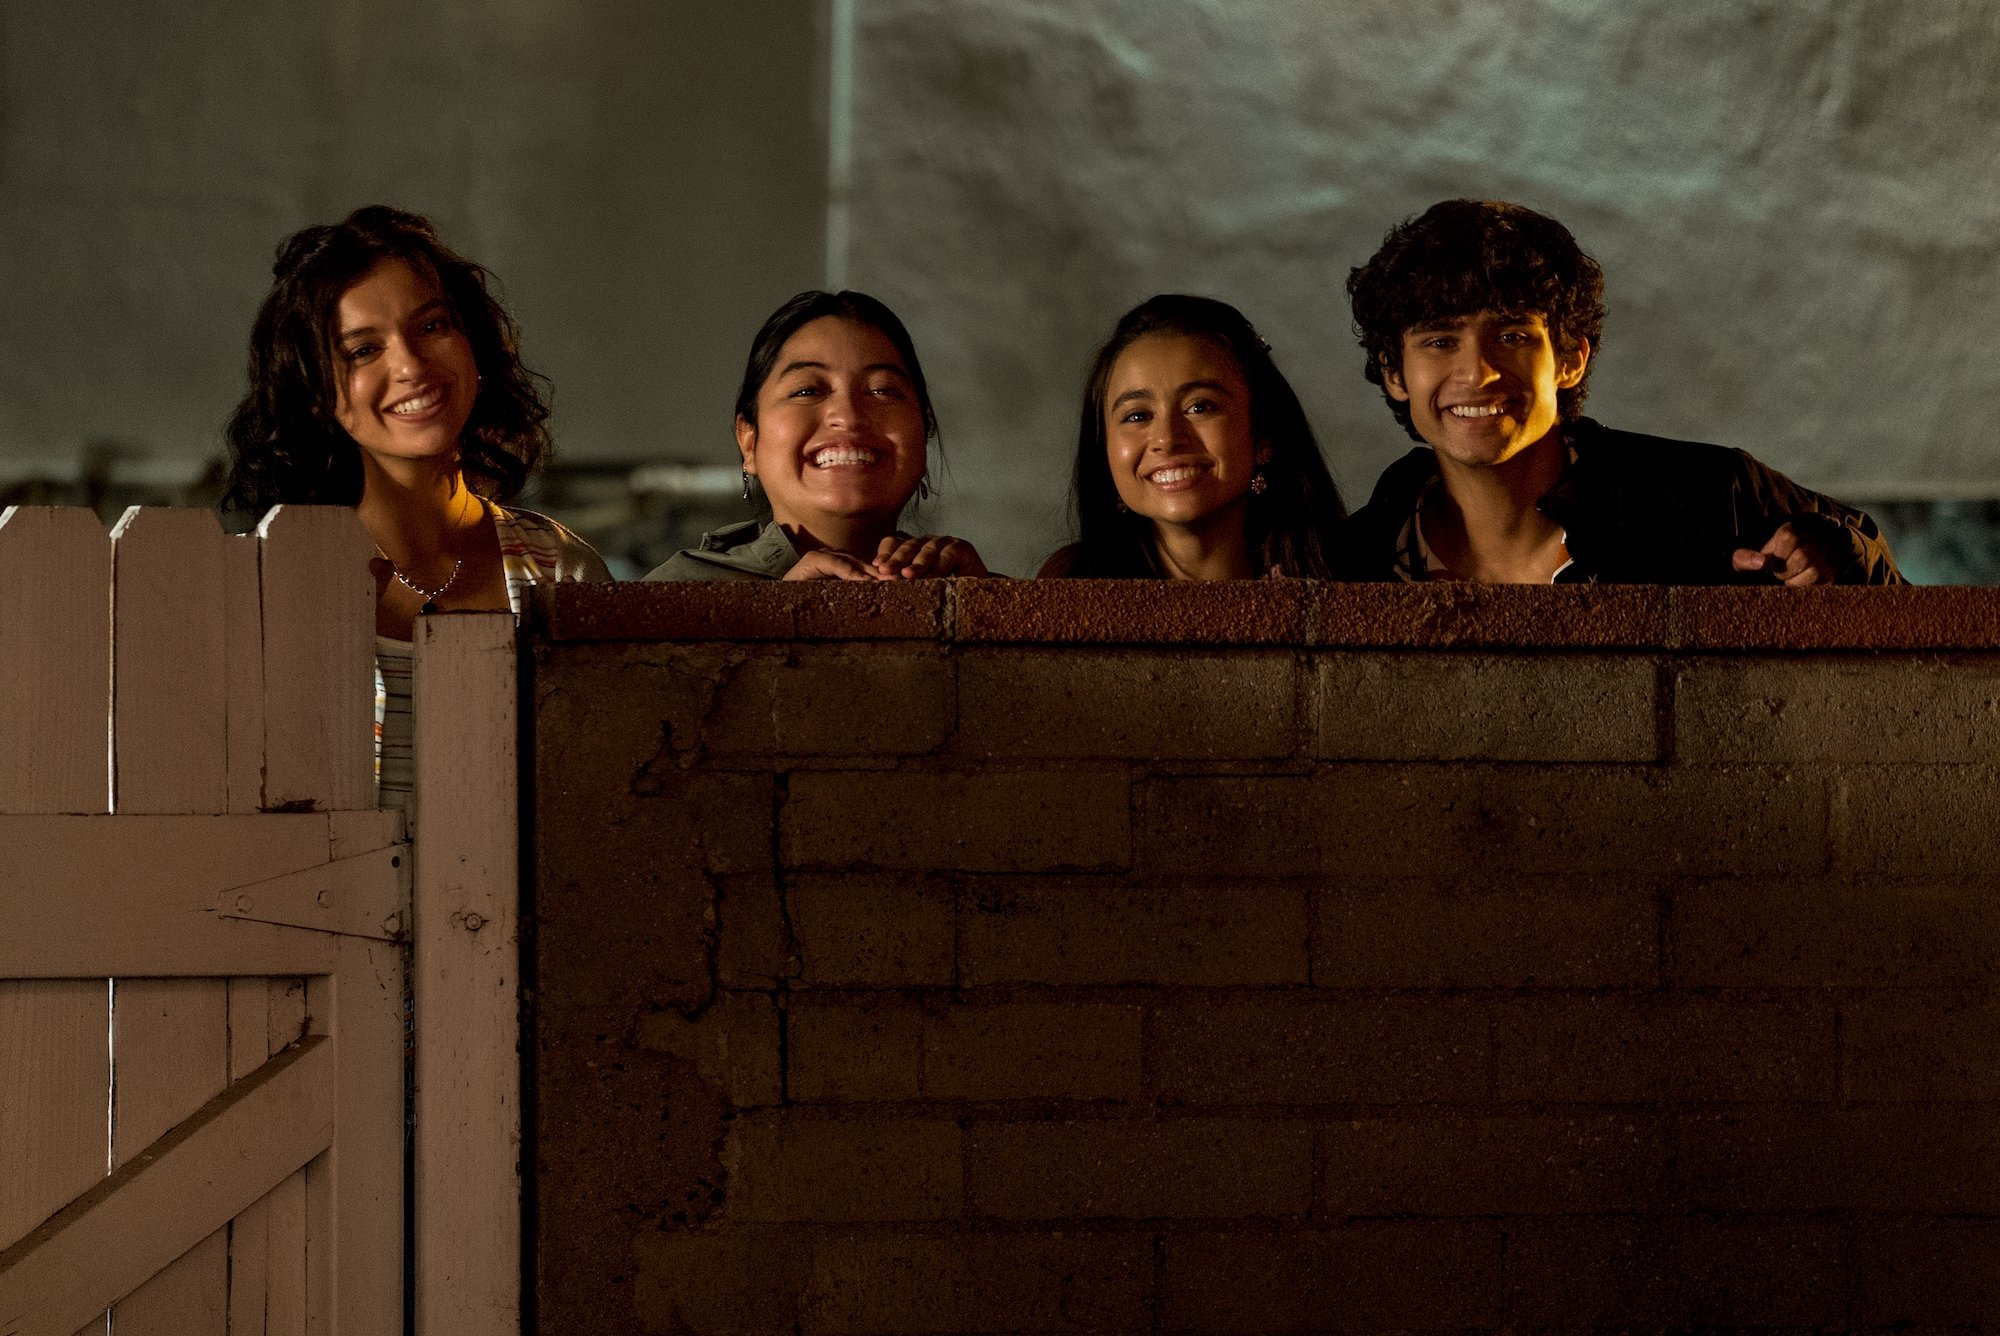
530;581;2000;1336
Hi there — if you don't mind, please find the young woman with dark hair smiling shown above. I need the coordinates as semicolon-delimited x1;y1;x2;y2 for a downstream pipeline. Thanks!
222;205;609;800
646;289;991;581
1041;294;1346;579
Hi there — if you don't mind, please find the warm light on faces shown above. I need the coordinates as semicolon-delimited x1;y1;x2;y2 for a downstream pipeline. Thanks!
1104;333;1266;531
331;258;479;473
1385;311;1589;470
737;316;929;536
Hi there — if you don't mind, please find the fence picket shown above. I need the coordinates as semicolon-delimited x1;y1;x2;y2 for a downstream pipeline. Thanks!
256;506;373;813
254;501;393;1332
224;534;266;815
0;981;108;1252
326;936;404;1336
110;508;229;814
225;979;273;1335
0;506;111;813
225;979;310;1336
98;508;235;1332
110;979;230;1335
0;508;112;1324
263;981;309;1336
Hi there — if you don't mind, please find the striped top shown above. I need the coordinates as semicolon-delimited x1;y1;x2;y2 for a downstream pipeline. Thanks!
376;503;610;806
375;635;417;798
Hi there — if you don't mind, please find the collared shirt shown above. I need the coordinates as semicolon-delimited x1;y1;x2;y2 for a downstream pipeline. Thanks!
644;520;919;582
1390;452;1578;583
645;519;804;582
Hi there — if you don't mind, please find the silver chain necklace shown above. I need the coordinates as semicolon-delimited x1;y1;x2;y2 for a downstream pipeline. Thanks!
377;551;463;605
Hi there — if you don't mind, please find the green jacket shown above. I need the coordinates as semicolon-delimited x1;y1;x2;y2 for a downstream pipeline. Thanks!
644;520;802;582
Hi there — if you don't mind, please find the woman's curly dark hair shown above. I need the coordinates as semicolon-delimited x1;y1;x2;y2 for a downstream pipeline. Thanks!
1058;294;1346;578
1346;199;1607;441
221;205;549;516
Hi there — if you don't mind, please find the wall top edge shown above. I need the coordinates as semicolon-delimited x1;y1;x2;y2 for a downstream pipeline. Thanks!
530;581;2000;652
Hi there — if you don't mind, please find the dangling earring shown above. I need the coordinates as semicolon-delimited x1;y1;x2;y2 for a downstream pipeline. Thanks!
918;476;931;501
1114;499;1130;514
741;469;752;503
1250;470;1268;496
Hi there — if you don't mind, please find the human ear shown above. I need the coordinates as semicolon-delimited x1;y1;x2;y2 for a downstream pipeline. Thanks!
734;415;758;475
1556;338;1592;390
1381;357;1410;403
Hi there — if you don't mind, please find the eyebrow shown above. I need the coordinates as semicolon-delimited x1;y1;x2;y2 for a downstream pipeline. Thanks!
775;359;912;381
340;298;451;342
1110;378;1234;410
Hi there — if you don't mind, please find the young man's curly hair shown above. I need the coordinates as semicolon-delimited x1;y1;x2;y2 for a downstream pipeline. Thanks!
1347;199;1608;441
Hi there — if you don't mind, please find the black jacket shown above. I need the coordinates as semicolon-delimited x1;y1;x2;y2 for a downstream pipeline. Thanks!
1333;418;1902;585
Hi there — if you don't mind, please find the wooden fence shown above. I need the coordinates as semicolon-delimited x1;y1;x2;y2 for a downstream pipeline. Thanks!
0;505;521;1336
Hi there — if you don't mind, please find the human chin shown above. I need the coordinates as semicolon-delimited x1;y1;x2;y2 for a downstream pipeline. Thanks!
1132;480;1240;528
794;468;913;520
375;413;465;461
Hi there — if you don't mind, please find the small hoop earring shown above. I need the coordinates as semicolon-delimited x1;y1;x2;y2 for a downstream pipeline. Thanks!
1250;470;1268;496
741;469;752;503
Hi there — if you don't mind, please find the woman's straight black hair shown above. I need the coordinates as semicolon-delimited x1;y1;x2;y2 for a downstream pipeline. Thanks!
1061;293;1345;577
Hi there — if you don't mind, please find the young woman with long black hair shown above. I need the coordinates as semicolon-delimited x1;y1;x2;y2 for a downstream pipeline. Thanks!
647;289;990;581
1043;294;1345;579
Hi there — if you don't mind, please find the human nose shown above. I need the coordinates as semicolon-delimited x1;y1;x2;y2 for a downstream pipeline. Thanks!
1454;339;1502;385
823;383;865;427
1152;411;1196;451
387;335;427;381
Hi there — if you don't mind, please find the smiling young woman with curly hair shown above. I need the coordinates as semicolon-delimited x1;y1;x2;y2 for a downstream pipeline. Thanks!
222;205;608;800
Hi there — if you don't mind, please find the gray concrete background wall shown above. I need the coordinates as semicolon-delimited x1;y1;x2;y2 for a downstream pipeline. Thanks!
0;0;825;478
6;2;2000;578
850;0;2000;575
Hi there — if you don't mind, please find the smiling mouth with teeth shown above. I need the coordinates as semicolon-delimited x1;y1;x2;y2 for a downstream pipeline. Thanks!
1447;404;1505;419
1147;465;1204;484
811;446;880;467
389;388;444;416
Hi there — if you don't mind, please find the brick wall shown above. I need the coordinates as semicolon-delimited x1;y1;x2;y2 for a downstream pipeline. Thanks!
530;581;2000;1335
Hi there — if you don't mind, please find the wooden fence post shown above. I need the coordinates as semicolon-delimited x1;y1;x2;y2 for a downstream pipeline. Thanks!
412;612;521;1336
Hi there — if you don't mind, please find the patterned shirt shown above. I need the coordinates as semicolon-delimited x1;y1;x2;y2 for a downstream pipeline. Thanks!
377;503;610;801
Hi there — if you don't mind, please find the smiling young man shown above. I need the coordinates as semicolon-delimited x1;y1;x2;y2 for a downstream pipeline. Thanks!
1336;199;1900;584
